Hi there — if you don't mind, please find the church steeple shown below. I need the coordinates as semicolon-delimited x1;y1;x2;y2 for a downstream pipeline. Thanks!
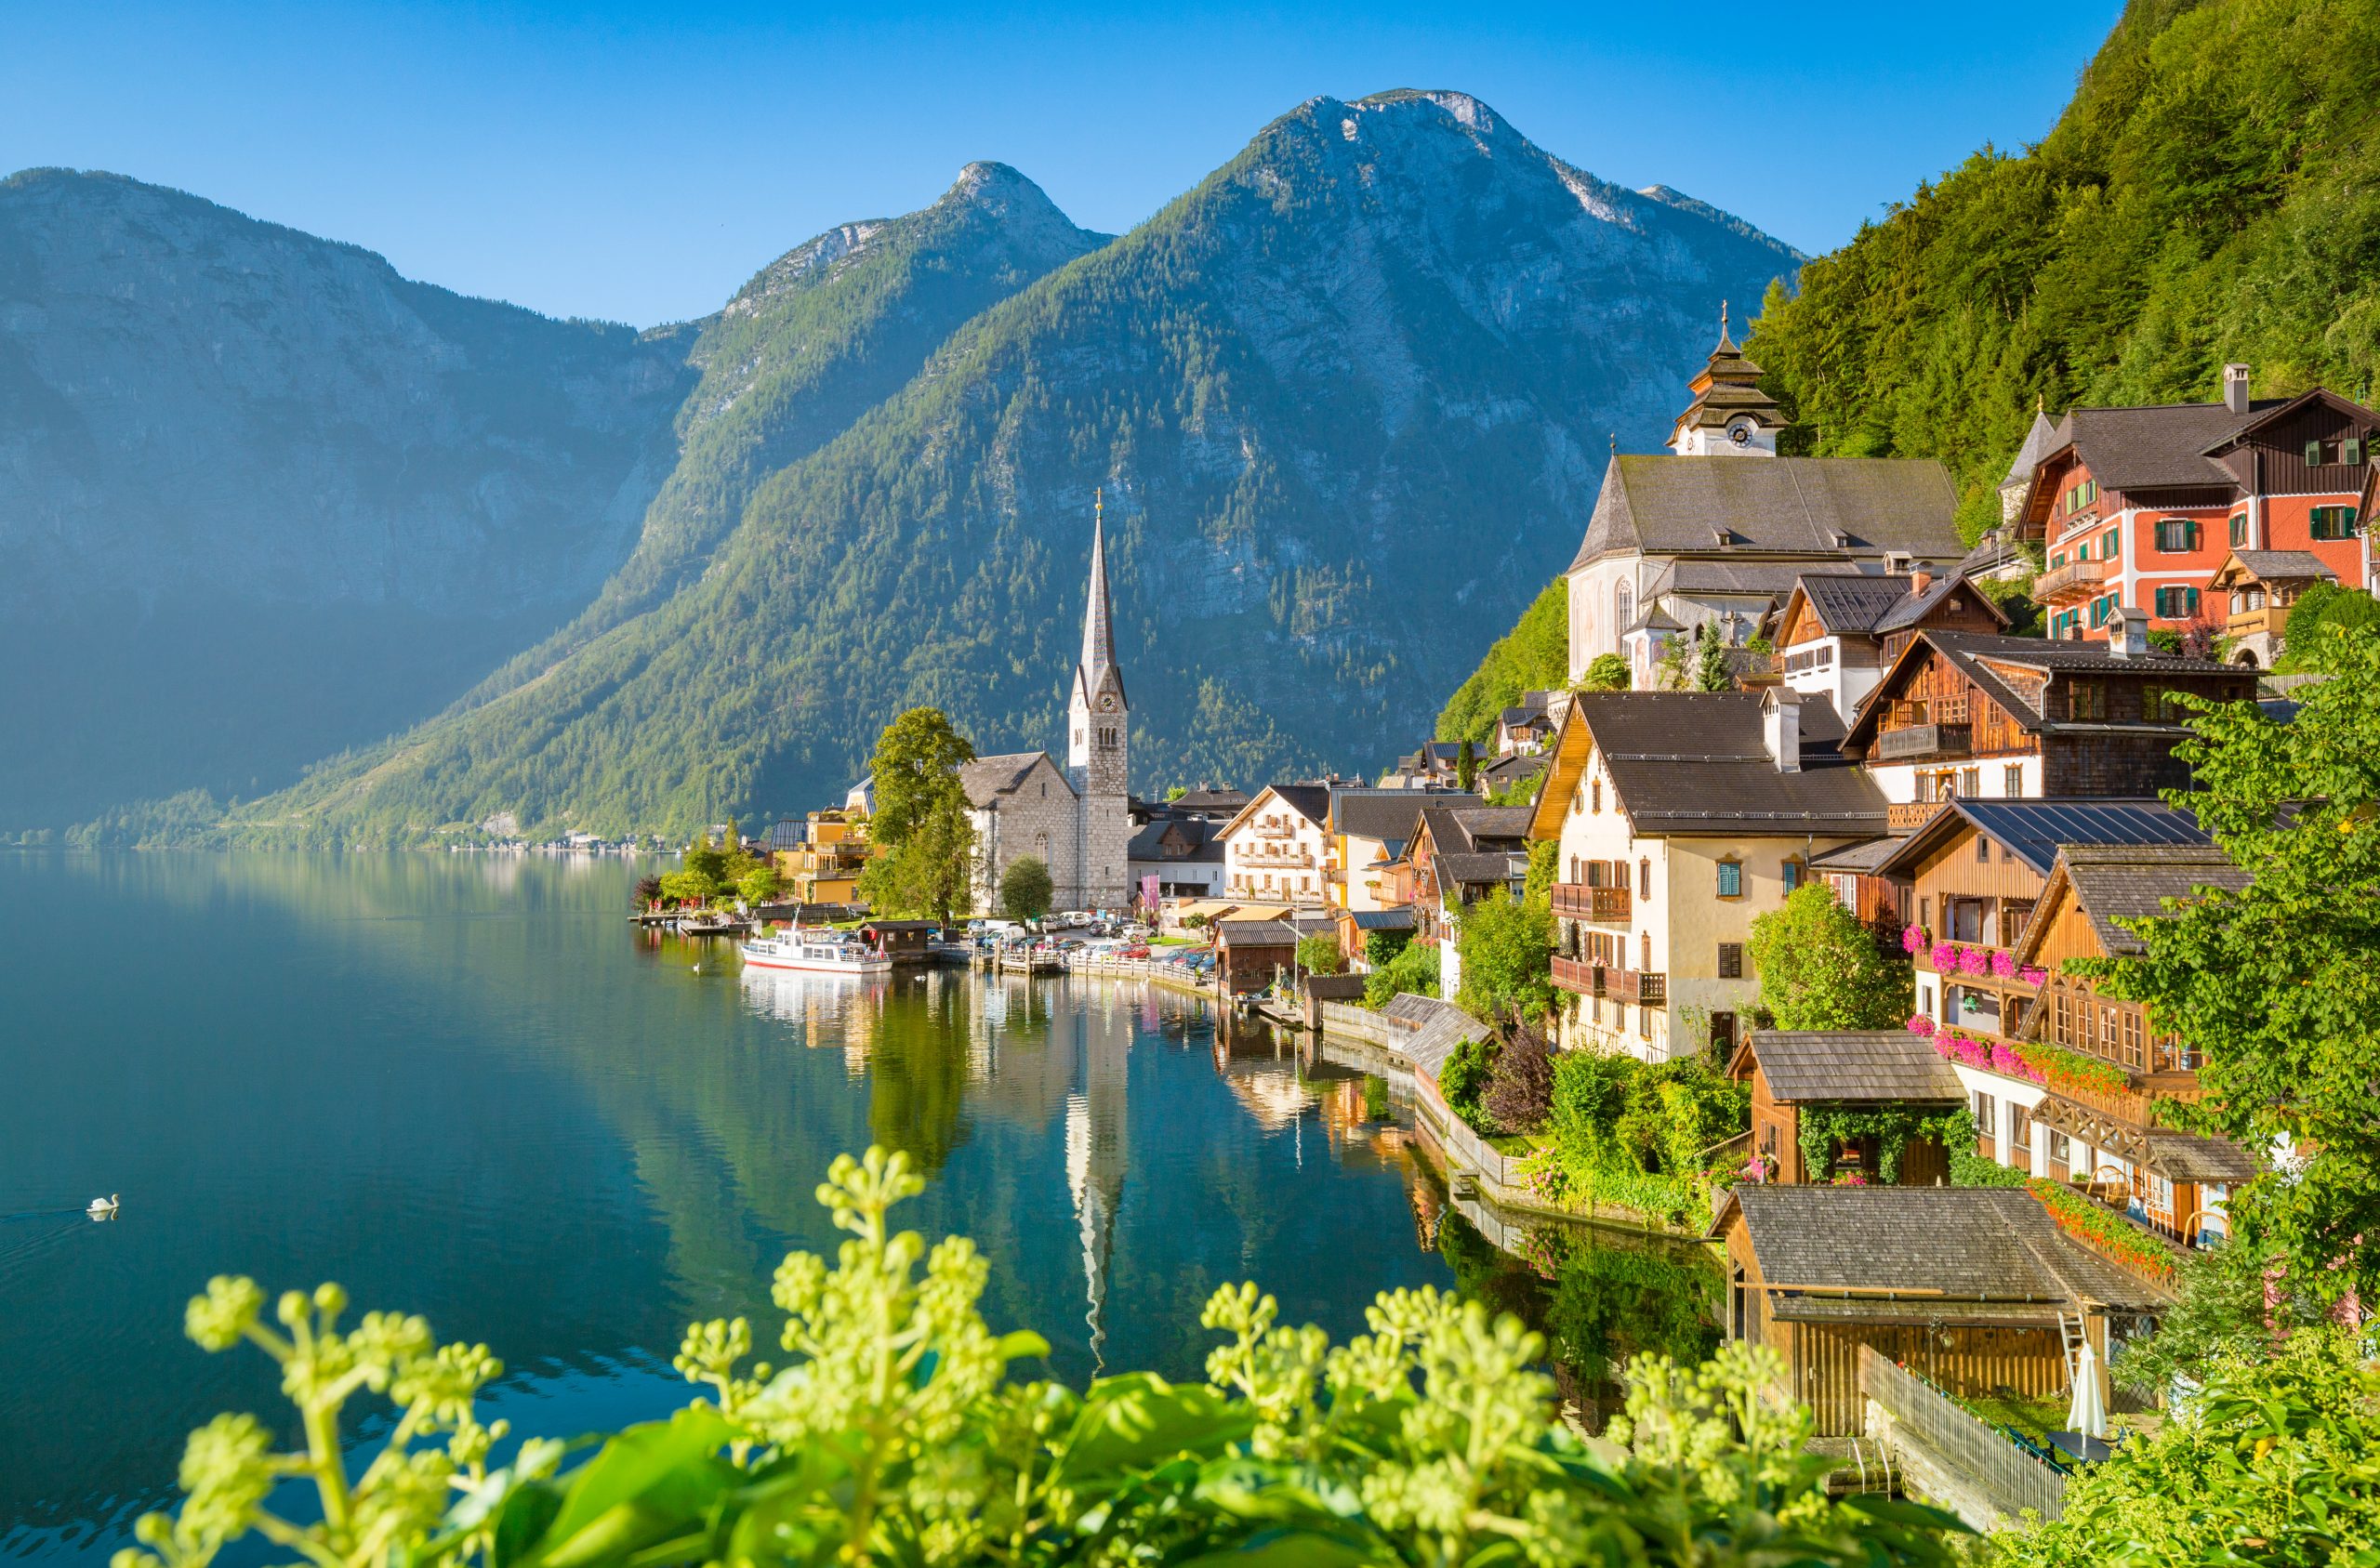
1067;493;1129;812
1668;301;1783;456
1078;489;1120;702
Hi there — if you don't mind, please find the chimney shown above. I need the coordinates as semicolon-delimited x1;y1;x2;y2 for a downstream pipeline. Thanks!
2108;602;2148;659
2223;362;2252;415
1762;687;1802;773
1909;566;1934;595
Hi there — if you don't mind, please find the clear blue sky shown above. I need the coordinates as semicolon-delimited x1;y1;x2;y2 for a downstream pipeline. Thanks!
3;1;2124;327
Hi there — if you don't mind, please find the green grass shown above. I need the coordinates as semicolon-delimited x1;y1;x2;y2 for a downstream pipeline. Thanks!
1957;1390;2069;1443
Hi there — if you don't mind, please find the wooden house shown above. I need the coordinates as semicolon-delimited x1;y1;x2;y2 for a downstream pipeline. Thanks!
1712;1186;2170;1435
1212;919;1299;995
2205;549;2337;670
1839;628;2256;829
1772;568;2007;726
856;919;936;964
1727;1032;1963;1185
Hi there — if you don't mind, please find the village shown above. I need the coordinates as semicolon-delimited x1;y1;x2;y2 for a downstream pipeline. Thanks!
631;323;2378;1532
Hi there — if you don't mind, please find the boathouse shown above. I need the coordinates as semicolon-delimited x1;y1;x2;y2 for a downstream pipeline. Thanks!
1727;1031;1963;1185
1213;918;1298;995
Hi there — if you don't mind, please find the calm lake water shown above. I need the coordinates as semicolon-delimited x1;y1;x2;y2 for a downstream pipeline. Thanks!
0;853;1715;1561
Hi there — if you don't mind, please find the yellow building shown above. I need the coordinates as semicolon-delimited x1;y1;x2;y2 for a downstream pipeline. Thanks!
774;810;875;905
1528;689;1887;1063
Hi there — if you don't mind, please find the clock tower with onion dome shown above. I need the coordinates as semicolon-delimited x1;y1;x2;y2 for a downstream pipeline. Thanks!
1668;302;1784;456
1065;492;1132;909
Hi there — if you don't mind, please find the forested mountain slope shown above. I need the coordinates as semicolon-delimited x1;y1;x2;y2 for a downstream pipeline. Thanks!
1747;0;2380;537
229;89;1804;843
0;170;694;832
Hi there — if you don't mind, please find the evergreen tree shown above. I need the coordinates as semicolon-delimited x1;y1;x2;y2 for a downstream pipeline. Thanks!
1693;623;1731;692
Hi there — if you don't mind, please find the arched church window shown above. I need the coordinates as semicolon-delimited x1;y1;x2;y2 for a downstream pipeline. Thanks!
1616;580;1634;631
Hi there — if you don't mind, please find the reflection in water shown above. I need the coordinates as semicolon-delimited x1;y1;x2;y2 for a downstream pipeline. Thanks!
0;854;1713;1563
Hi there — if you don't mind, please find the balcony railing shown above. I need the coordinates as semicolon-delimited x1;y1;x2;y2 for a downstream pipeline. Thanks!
1552;955;1602;996
1551;882;1631;923
2227;605;2288;640
1887;799;1950;833
1605;968;1666;1006
2035;556;2113;599
1876;722;1972;761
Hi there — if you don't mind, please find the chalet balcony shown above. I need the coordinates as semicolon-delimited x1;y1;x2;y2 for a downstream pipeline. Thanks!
2227;604;2289;641
1604;967;1666;1006
1887;799;1950;833
1551;882;1631;923
1875;722;1972;761
2035;556;2112;600
1552;955;1602;996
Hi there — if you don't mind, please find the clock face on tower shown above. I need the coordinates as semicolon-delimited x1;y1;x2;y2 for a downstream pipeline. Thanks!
1100;694;1117;712
1728;422;1752;446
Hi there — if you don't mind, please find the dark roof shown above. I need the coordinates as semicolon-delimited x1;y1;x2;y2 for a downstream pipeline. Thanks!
1719;1187;2167;1311
959;752;1064;806
1415;804;1534;859
2224;549;2336;584
1844;629;2253;752
2142;1131;2259;1185
1257;784;1331;827
1873;571;2008;634
1214;919;1298;948
2051;401;2274;492
1332;787;1477;842
1346;907;1417;930
1570;455;1965;570
1170;787;1250;812
1646;559;1818;598
1796;572;1916;634
1567;692;1887;837
1873;798;2206;880
2056;844;2251;956
2000;408;2061;490
1806;836;1901;873
1127;818;1223;863
1434;850;1527;889
1743;1031;1964;1103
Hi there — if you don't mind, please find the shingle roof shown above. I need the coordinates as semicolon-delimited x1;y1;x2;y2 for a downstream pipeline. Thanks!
1874;571;2007;633
2056;844;2251;956
1720;1186;2168;1311
1386;995;1492;1083
1566;692;1887;837
1434;850;1527;889
2225;549;2336;583
1796;572;1916;633
959;751;1064;807
1570;455;1964;570
1844;629;2254;753
1646;559;1819;599
2000;408;2061;491
1332;787;1477;842
1744;1031;1964;1103
2052;402;2277;492
1263;784;1331;826
1214;919;1298;948
1170;787;1250;812
2142;1132;2259;1185
1807;836;1901;873
1872;798;2207;880
1127;818;1222;863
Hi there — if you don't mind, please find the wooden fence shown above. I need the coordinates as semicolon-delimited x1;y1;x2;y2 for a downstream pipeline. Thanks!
1858;1345;2067;1523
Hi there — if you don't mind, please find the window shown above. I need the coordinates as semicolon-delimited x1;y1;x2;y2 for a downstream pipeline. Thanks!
2155;517;2197;553
2307;438;2328;467
2350;436;2367;468
2069;681;2106;720
2312;506;2361;540
2046;1128;2072;1178
2054;990;2071;1046
1639;857;1650;898
1638;1006;1651;1040
2148;1172;2175;1217
2230;512;2250;547
2122;1008;2143;1068
2154;586;2202;618
2101;527;2121;560
2089;595;2109;628
1780;858;1804;893
1961;766;1980;797
2004;763;2025;797
2009;1105;2032;1159
1974;1091;1997;1150
1976;833;1991;863
1590;780;1602;813
1716;859;1743;899
1615;579;1634;631
1718;942;1742;979
2067;479;2097;513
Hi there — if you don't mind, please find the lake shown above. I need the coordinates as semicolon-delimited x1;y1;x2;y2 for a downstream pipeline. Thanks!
0;853;1715;1561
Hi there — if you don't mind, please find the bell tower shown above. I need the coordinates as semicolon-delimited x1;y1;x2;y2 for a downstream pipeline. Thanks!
1668;302;1783;456
1066;492;1132;907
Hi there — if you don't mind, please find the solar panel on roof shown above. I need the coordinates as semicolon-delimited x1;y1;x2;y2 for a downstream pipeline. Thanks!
1956;800;2205;876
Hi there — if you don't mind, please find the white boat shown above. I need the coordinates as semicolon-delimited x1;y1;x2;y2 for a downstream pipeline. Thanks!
738;932;892;975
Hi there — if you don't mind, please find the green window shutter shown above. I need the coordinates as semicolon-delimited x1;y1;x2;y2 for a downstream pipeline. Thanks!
2347;436;2364;467
2307;439;2325;466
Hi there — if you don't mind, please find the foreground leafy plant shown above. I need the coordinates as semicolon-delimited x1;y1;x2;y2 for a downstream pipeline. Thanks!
122;1147;1963;1568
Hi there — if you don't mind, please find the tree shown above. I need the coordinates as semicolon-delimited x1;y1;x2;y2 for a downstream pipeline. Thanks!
736;865;783;904
632;875;662;909
1364;938;1440;1008
998;855;1054;922
1363;928;1412;968
1165;784;1189;801
1746;884;1913;1032
1437;1036;1499;1134
1454;887;1554;1025
1483;1020;1556;1134
858;708;979;923
1693;622;1731;692
1457;737;1479;792
2274;583;2380;671
2080;624;2380;1308
868;707;977;849
1296;931;1345;975
1582;652;1630;692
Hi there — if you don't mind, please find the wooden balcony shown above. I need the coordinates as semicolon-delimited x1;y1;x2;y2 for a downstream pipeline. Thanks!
2227;605;2288;641
1887;799;1950;833
1551;882;1631;923
1605;967;1666;1006
1552;955;1601;996
1876;722;1972;761
2036;556;2113;600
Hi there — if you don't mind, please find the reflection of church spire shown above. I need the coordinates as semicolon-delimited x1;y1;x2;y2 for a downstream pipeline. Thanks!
1064;995;1129;1368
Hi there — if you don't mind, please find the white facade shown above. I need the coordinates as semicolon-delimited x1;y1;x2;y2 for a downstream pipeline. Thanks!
1220;790;1329;906
1778;633;1883;723
1863;756;2046;806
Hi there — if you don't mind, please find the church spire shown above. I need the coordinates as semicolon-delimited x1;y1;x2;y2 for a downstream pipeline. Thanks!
1079;489;1116;690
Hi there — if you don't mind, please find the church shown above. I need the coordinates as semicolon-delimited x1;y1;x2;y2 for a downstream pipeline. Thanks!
959;499;1135;914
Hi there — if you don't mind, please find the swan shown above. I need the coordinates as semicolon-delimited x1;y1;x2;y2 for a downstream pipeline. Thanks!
86;1193;119;1219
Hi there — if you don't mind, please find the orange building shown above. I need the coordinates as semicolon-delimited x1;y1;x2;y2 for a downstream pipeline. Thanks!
2018;365;2374;659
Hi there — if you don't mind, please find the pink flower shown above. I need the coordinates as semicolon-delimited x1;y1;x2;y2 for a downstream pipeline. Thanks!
1906;1012;1937;1036
2020;965;2048;987
1959;946;1991;976
1991;950;2017;979
1931;941;1958;970
1901;924;1926;955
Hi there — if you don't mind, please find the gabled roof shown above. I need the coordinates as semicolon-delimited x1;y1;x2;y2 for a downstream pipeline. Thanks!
1220;784;1331;839
1999;407;2061;491
1213;919;1298;948
1126;817;1222;863
959;751;1069;807
1732;1031;1964;1103
1842;629;2252;754
1873;571;2008;634
1870;798;2206;880
1555;692;1887;838
1713;1187;2168;1314
2210;549;2337;587
2015;843;2252;962
2202;386;2380;455
1791;572;1916;634
1414;804;1534;860
1569;454;1964;570
2039;402;2276;493
1432;850;1527;889
1331;787;1477;843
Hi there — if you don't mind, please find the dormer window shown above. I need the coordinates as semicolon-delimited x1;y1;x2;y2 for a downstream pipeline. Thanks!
1712;528;1733;548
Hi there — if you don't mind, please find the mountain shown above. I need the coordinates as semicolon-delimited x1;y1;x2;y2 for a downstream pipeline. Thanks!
0;169;694;832
209;89;1803;844
1745;0;2380;535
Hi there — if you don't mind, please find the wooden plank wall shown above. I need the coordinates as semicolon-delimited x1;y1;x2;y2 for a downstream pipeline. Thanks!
1795;1322;2067;1436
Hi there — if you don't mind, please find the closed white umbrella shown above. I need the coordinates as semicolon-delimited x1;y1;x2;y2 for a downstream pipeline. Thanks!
2067;1337;2108;1441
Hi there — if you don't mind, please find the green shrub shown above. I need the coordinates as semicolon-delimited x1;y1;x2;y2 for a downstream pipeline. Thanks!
1437;1035;1499;1135
1295;931;1345;975
1362;937;1439;1008
114;1147;1965;1568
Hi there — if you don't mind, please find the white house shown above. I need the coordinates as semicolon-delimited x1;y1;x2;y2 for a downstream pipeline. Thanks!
1217;784;1332;906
